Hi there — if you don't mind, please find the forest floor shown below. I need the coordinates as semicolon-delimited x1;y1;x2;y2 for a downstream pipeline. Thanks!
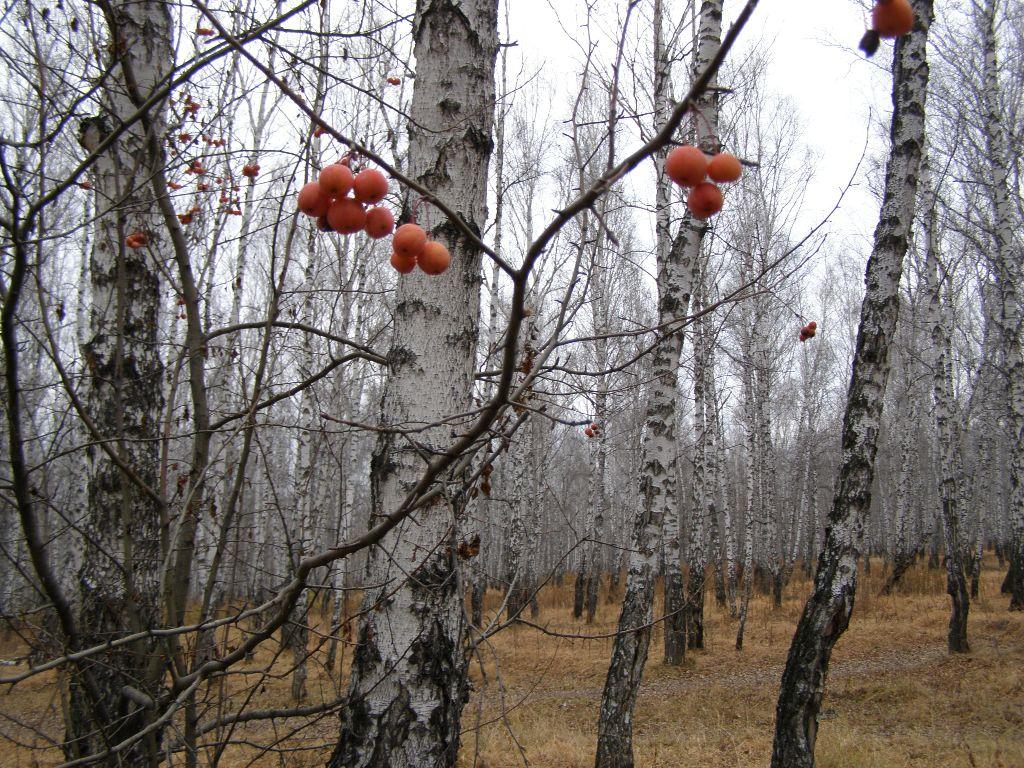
0;558;1022;767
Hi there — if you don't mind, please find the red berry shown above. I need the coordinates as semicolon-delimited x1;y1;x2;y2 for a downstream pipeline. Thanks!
418;241;451;275
872;0;913;38
686;182;724;219
352;169;389;204
319;163;354;198
297;182;331;217
393;223;427;258
707;153;742;183
364;207;395;239
327;197;366;234
666;145;708;187
390;251;417;274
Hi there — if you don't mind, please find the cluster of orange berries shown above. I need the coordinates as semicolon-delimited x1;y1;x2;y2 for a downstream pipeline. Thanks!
389;224;450;275
798;321;818;343
297;162;451;276
196;26;214;37
125;231;148;250
860;0;914;56
583;422;601;438
241;164;260;179
665;146;742;219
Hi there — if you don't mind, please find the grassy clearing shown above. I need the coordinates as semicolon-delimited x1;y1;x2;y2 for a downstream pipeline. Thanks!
0;558;1021;767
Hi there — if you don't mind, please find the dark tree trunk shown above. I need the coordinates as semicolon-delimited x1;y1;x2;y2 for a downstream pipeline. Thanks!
770;4;933;766
663;570;686;665
970;554;981;600
685;570;705;650
1008;554;1024;608
586;573;601;624
772;569;784;609
471;578;486;628
946;542;971;652
573;570;586;620
879;550;916;596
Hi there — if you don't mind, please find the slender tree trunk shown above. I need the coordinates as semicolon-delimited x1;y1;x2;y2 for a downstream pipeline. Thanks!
771;4;933;765
736;354;758;652
978;0;1024;611
686;277;710;651
595;2;718;761
922;174;970;652
328;1;497;764
881;396;919;595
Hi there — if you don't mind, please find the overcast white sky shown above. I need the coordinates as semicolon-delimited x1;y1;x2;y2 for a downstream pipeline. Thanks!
504;0;896;266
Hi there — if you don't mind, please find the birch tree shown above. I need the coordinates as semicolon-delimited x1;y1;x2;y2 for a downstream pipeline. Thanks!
327;1;499;764
70;1;174;761
772;1;934;764
595;0;720;761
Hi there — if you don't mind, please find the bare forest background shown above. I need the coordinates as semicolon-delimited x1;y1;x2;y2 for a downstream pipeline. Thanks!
0;0;1021;766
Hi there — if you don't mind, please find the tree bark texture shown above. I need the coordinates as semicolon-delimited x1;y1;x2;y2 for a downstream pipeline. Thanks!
69;1;172;762
328;1;498;766
771;3;933;765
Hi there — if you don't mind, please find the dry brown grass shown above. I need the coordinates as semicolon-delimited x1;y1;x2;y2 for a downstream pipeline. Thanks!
1;557;1021;767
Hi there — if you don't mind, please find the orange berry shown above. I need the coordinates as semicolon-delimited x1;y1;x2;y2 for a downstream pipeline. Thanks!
584;427;595;438
353;169;389;204
707;153;742;183
393;223;427;257
872;0;913;37
364;207;395;239
297;181;331;217
666;145;708;187
390;251;417;274
126;231;148;249
686;182;724;219
319;163;354;198
327;197;366;234
418;241;451;275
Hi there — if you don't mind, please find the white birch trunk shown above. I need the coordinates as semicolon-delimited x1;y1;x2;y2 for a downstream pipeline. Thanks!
328;2;498;764
772;2;934;763
594;1;718;763
70;1;173;762
978;0;1024;610
922;189;970;652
